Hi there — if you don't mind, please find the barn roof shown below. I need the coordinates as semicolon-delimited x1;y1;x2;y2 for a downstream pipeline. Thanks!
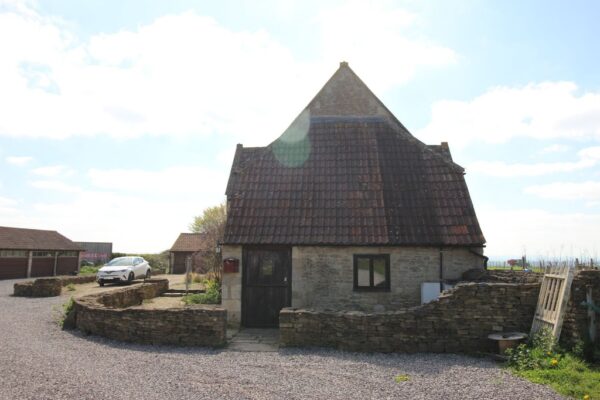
0;226;83;251
223;62;485;247
170;233;206;252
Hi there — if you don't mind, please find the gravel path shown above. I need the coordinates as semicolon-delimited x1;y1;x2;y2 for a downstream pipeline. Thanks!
0;279;564;400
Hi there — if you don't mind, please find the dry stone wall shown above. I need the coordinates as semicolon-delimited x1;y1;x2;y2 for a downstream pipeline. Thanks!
281;270;600;354
73;279;227;347
13;275;96;297
13;278;62;297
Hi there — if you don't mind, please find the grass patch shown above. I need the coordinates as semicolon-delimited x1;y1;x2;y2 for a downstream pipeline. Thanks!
506;329;599;399
59;297;75;328
394;374;410;383
66;283;76;291
79;265;99;275
182;279;220;305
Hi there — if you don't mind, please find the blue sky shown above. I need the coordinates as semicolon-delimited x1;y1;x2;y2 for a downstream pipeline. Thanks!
0;0;599;259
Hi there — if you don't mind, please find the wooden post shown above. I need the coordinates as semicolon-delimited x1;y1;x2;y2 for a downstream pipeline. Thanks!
53;251;58;276
587;287;596;345
26;251;32;278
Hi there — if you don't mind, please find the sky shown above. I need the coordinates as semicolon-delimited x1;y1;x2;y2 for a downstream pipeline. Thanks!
0;0;599;260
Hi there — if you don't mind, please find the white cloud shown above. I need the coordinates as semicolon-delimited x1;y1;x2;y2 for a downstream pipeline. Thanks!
479;206;600;259
30;180;81;193
524;181;600;203
31;165;73;177
539;144;570;154
0;194;18;215
418;82;600;148
468;146;600;177
88;166;228;195
315;1;456;92
0;2;456;145
5;155;33;166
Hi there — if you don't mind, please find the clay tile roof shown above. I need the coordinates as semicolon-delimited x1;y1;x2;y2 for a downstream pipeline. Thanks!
223;62;485;247
0;226;83;251
170;233;206;252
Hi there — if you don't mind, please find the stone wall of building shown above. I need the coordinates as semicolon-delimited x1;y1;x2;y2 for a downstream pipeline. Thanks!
73;279;227;347
221;245;242;327
292;246;485;311
281;270;600;353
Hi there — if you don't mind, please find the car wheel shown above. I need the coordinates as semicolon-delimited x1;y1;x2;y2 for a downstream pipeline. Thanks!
127;272;134;284
98;280;104;287
145;269;151;279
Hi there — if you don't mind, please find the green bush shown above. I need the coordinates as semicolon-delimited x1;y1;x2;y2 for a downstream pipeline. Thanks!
182;279;221;305
79;265;99;275
506;328;600;399
59;297;75;328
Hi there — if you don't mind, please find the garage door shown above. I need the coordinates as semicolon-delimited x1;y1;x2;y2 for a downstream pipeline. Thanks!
0;257;28;280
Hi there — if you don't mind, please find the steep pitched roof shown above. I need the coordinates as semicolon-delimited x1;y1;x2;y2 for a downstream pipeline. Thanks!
223;63;485;247
170;233;206;252
0;226;83;251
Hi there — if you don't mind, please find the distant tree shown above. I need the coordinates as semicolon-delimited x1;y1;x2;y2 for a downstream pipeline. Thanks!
189;203;227;280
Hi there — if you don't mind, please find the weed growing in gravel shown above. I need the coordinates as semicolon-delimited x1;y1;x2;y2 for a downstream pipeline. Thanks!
58;297;75;328
394;374;410;383
66;283;75;291
506;329;600;399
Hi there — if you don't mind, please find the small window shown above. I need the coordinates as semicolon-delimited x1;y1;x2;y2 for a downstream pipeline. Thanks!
33;251;54;257
0;250;28;257
353;254;390;291
59;251;78;257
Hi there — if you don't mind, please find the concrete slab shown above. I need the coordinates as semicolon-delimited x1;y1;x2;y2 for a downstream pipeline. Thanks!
226;328;280;352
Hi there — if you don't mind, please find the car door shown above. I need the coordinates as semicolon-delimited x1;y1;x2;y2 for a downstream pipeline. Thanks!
134;257;143;278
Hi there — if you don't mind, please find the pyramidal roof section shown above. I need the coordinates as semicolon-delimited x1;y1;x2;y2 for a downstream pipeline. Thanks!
270;61;464;172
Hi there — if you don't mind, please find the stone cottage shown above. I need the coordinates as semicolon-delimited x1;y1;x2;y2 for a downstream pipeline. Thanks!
221;62;486;328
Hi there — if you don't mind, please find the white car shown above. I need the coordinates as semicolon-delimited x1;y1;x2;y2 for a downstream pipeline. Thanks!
96;256;151;286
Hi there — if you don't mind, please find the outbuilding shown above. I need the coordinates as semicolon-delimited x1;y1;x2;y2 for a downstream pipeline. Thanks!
0;226;83;280
221;62;487;328
169;233;206;274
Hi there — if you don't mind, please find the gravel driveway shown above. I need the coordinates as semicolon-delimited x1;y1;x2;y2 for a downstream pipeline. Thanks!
0;279;563;400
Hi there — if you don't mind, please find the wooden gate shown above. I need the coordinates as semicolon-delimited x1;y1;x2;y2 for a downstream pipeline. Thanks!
530;264;574;340
242;246;292;328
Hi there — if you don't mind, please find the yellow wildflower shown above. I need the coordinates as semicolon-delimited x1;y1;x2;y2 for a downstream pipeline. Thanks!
582;395;590;400
550;358;558;367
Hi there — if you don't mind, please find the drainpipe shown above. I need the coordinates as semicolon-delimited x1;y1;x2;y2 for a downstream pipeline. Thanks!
439;247;444;292
469;248;489;270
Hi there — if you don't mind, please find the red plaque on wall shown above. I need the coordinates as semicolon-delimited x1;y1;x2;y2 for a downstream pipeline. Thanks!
223;258;239;273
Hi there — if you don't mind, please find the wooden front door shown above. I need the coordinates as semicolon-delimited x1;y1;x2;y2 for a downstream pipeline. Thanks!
242;246;292;328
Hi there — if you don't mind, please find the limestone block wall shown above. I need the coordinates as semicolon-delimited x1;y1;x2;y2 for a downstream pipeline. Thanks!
281;270;600;353
281;282;539;353
13;277;62;297
292;246;484;311
562;270;600;351
73;279;227;347
221;245;242;326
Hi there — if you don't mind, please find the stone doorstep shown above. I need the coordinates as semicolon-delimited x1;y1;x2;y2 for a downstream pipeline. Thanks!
226;328;280;352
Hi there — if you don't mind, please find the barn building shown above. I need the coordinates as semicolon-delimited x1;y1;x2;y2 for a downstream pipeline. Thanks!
169;233;206;274
0;226;83;280
220;62;486;328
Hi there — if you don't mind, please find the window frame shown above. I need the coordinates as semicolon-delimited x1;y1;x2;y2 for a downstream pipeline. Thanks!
353;254;391;292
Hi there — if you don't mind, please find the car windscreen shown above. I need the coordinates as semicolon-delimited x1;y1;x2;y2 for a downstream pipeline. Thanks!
106;257;134;266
